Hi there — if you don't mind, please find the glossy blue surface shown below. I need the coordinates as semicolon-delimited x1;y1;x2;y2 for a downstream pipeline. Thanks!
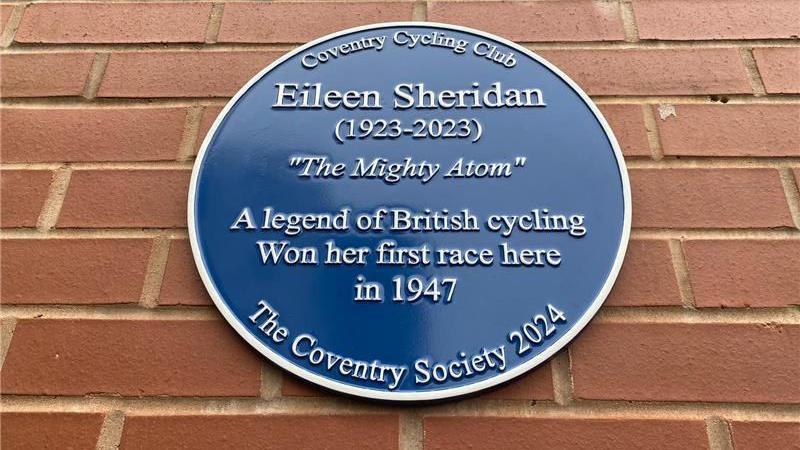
191;24;627;398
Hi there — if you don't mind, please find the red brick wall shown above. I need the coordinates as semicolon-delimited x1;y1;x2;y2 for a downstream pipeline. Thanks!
1;1;799;448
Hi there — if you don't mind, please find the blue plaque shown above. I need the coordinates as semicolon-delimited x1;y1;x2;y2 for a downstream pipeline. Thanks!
189;23;631;401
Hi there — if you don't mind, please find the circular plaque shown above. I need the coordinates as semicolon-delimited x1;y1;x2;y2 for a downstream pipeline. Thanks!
189;23;631;401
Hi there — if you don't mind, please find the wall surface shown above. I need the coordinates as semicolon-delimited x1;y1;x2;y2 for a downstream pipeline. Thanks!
1;0;799;448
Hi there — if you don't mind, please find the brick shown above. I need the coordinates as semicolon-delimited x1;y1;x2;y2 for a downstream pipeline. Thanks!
281;375;327;397
98;51;283;98
120;415;398;449
480;363;553;400
0;412;104;450
200;106;223;136
1;239;150;304
730;421;800;450
634;0;800;40
598;104;651;157
424;417;708;450
219;2;414;43
159;239;212;306
655;104;800;157
684;240;800;307
536;48;751;95
428;1;625;42
1;319;262;396
0;108;187;162
630;169;793;229
571;322;800;402
15;3;211;44
0;53;93;97
606;240;681;306
0;170;52;227
58;169;190;228
1;4;14;30
754;48;800;94
282;362;554;400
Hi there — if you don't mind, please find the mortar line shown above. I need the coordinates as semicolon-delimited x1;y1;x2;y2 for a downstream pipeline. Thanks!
551;349;574;406
0;228;190;239
399;410;423;450
2;396;799;422
204;3;225;44
269;0;602;2
591;95;800;105
3;162;195;170
739;47;768;97
260;363;282;399
4;39;800;54
705;416;735;450
640;104;663;160
95;410;126;450
596;306;800;324
618;0;639;43
632;228;800;240
0;318;18;371
1;98;229;108
0;0;787;5
207;0;430;2
1;0;404;2
177;105;204;161
0;3;25;47
138;236;171;308
1;42;296;53
3;227;800;240
626;158;800;169
82;53;110;100
3;95;800;108
35;166;72;231
0;305;220;321
668;239;697;309
2;158;799;172
411;0;426;21
1;304;796;323
778;168;800;230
